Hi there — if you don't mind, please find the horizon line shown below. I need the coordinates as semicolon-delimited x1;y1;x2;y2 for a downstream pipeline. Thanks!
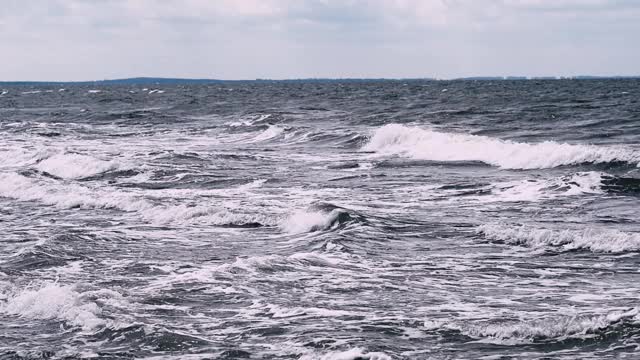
1;75;640;84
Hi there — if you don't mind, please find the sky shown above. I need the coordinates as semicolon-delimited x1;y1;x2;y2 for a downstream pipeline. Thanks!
1;0;639;81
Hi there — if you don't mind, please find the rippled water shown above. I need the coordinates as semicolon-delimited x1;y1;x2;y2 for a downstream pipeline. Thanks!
1;80;640;359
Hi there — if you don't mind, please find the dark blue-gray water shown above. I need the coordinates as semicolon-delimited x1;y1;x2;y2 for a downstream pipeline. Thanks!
1;80;640;359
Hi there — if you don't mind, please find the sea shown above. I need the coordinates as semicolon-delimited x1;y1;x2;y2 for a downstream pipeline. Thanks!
0;79;639;359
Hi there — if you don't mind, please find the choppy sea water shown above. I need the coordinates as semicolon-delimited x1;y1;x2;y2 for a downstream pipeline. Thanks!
1;80;639;359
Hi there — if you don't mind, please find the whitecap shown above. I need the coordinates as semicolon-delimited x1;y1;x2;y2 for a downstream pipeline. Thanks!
1;282;105;330
245;302;355;319
363;124;640;169
36;153;121;179
281;208;349;234
235;179;267;190
477;223;640;253
251;125;284;142
0;172;276;226
299;348;391;360
0;147;53;169
0;172;153;212
461;308;639;344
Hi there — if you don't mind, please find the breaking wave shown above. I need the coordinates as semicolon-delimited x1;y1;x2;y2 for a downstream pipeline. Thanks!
477;223;640;253
249;125;285;142
0;172;149;211
1;282;106;330
459;308;640;344
299;348;391;360
35;152;122;179
363;124;640;169
280;204;360;234
0;147;53;170
0;173;276;227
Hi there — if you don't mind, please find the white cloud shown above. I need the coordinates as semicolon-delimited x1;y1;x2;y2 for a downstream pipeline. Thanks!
0;0;638;80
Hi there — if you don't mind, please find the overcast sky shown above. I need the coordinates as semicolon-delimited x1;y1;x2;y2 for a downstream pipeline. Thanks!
1;0;638;81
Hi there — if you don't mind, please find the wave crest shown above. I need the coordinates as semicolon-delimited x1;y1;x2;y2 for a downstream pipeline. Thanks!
0;173;276;227
36;153;122;179
1;282;106;330
363;124;640;169
477;223;640;253
460;309;639;344
299;348;391;360
281;204;358;234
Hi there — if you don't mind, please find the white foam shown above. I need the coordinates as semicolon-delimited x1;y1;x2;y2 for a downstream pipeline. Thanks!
36;153;121;179
0;172;276;226
87;90;102;94
403;172;604;204
148;204;277;227
0;172;150;211
281;209;346;234
477;223;640;253
1;282;104;330
363;124;640;169
236;179;267;190
21;90;41;94
463;308;638;344
147;252;348;289
0;147;53;169
251;125;284;142
247;302;354;319
300;348;391;360
489;172;603;202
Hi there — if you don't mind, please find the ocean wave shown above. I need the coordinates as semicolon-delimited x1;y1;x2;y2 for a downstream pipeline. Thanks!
410;172;604;203
35;152;122;179
299;348;391;360
89;323;210;353
363;124;640;169
244;301;355;319
145;252;350;290
281;205;359;234
3;238;83;272
226;113;275;127
146;204;277;227
460;308;639;344
250;124;285;142
488;171;603;202
0;173;276;227
0;172;147;211
0;172;151;211
236;178;268;190
0;147;53;169
600;174;640;195
1;282;105;330
477;223;640;253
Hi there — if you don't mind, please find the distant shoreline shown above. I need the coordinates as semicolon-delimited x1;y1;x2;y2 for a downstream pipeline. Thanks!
1;76;639;86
